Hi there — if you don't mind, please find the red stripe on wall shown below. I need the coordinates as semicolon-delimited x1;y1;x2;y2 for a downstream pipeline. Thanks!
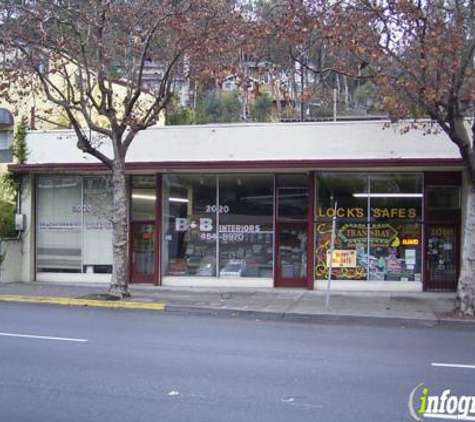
10;158;464;173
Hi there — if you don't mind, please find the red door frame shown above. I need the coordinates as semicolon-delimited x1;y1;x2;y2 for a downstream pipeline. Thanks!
423;172;462;292
128;174;162;285
130;221;156;283
155;174;162;286
130;172;315;287
274;221;308;287
307;172;315;290
423;224;459;292
274;172;315;289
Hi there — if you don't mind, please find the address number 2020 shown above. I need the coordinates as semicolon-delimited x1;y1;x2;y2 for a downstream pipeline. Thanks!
206;205;230;214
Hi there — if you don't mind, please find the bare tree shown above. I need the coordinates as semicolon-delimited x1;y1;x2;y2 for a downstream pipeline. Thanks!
273;0;475;314
355;0;475;316
0;0;236;297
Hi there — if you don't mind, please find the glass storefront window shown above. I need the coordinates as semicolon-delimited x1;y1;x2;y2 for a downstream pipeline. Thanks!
83;176;113;273
37;176;83;273
316;173;368;221
315;221;422;281
368;223;421;281
315;172;423;282
37;175;113;274
162;175;217;276
370;173;422;194
162;174;274;278
219;175;274;278
369;174;422;221
131;176;156;221
277;174;308;220
426;186;460;209
315;222;368;281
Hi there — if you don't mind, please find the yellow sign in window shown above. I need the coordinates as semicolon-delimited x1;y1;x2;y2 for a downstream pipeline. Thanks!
402;238;419;246
326;250;357;268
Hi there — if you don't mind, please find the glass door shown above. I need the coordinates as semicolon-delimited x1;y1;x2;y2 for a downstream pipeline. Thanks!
274;174;310;288
131;223;156;283
275;223;307;287
425;225;458;291
130;176;157;284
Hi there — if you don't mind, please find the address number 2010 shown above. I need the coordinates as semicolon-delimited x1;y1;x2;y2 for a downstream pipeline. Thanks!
206;205;230;214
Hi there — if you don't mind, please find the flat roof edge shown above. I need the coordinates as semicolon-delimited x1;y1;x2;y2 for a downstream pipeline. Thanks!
10;158;464;173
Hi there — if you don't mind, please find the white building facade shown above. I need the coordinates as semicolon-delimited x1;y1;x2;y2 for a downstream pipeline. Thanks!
12;121;465;291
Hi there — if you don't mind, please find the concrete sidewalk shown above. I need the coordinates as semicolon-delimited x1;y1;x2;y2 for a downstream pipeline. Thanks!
0;282;473;328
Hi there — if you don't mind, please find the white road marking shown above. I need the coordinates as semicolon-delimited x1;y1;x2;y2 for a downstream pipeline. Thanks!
431;362;475;369
0;332;88;342
290;403;323;409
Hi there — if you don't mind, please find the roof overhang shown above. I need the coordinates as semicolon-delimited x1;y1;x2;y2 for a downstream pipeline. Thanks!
9;158;465;174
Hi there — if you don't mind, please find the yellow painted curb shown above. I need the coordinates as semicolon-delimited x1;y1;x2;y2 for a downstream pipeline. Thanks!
0;295;165;311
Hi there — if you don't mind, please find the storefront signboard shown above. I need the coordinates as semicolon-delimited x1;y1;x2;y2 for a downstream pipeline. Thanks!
175;217;265;234
339;224;398;246
317;206;418;219
39;222;81;231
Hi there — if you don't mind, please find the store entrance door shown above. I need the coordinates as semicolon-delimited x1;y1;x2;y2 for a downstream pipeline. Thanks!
131;223;156;283
275;223;308;287
425;225;458;291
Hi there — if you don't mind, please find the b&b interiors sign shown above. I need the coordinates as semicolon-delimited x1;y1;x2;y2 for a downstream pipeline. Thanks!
317;206;418;219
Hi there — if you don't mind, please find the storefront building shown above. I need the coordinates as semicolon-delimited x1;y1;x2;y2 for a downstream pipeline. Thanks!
13;121;465;291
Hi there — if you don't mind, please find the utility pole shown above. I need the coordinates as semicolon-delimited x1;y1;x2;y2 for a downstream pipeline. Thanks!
325;200;338;309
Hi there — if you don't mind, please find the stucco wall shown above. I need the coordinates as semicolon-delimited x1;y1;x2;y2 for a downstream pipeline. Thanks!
19;175;34;282
24;121;462;166
15;121;465;289
0;239;22;283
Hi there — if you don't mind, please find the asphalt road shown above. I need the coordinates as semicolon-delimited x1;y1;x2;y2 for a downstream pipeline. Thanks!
0;303;473;422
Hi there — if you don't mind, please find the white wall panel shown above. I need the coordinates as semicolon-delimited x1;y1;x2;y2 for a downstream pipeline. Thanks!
25;121;462;165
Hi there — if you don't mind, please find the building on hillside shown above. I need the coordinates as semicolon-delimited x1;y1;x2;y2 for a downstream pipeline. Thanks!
9;121;465;292
0;53;166;196
0;108;14;166
0;52;166;133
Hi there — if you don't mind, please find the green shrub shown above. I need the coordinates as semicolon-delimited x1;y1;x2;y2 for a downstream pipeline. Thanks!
0;199;16;239
251;94;273;122
204;90;241;123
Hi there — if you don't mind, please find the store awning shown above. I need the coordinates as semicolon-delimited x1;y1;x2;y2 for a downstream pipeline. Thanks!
0;108;14;126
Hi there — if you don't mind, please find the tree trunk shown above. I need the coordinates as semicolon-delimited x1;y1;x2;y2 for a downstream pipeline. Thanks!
343;76;349;109
109;161;130;298
240;88;249;121
300;66;305;121
455;181;475;315
291;66;300;120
